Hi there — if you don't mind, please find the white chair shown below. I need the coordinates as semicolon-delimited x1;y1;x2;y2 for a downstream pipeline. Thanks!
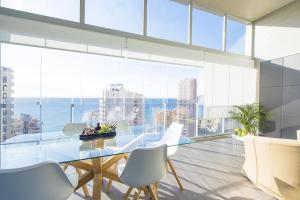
0;162;76;200
62;122;88;136
161;122;184;191
118;145;168;200
62;122;90;197
104;120;132;192
116;120;131;133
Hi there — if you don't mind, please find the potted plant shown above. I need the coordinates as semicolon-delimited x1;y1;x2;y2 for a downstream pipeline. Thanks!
229;103;269;139
80;121;117;140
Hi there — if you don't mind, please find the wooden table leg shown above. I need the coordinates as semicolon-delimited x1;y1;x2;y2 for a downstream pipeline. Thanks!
92;158;103;200
69;153;123;200
106;163;117;192
75;168;90;198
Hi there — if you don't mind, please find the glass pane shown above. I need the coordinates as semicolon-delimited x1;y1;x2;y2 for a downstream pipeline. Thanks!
85;0;144;34
0;43;41;143
1;41;206;141
41;49;88;132
1;0;80;21
226;18;246;55
192;8;223;50
147;0;188;43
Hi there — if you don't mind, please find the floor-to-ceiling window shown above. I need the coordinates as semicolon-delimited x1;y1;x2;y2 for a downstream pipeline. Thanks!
0;42;206;142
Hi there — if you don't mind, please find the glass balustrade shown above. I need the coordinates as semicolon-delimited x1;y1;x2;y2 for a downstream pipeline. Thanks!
0;42;240;144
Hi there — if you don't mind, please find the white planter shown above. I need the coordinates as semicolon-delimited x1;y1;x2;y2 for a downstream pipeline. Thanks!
231;134;254;141
297;130;300;140
231;134;254;156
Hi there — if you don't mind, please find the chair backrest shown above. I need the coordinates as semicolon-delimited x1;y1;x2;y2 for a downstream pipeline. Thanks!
163;122;184;156
0;162;75;200
62;122;88;136
116;120;131;133
120;145;167;188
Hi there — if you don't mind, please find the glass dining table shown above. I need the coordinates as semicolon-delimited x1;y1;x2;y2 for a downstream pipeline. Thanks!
0;128;194;200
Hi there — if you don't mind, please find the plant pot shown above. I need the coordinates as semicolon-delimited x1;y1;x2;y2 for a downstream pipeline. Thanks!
79;131;117;141
231;133;254;142
95;131;116;138
79;133;97;141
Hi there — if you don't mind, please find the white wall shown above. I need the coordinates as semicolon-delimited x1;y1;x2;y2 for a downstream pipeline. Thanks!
254;1;300;60
203;58;257;118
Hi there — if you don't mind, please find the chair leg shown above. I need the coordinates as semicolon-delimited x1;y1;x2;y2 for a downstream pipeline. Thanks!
106;179;113;192
167;158;184;191
106;162;118;192
133;188;141;200
124;187;133;200
124;154;129;161
154;182;159;195
75;168;90;198
166;162;169;172
142;186;148;196
147;185;158;200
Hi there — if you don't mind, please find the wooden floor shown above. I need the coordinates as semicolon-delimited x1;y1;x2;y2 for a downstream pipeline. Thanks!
68;138;275;200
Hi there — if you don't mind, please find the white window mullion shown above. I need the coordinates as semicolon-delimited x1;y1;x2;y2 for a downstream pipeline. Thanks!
80;0;85;24
143;0;147;36
188;0;193;45
222;14;227;52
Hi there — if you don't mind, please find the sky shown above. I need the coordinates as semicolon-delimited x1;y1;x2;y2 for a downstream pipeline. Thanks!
0;0;245;98
1;43;203;98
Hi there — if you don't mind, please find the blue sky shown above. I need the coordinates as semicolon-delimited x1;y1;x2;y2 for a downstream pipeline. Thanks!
0;0;245;98
1;0;246;50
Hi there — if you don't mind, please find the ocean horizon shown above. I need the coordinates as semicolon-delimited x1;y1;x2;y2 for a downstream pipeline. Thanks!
13;97;199;132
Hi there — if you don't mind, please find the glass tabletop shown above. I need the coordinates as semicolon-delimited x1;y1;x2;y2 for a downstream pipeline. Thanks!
0;131;194;169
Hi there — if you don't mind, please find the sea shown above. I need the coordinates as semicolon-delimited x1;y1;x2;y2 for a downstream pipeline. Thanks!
13;98;187;132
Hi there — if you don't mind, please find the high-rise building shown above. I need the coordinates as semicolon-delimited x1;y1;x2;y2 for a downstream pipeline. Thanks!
10;113;40;136
177;78;197;137
155;109;177;128
99;83;145;126
0;66;14;141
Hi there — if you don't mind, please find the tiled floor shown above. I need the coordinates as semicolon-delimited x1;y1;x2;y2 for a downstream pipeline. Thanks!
69;138;274;200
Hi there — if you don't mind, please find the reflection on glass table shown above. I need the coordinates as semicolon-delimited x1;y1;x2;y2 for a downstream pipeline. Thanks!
0;126;193;200
0;131;193;169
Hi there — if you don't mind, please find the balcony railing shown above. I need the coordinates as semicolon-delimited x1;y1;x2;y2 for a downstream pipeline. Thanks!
0;100;239;143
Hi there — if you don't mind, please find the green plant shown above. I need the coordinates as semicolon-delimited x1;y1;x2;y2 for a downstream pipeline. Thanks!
96;121;117;134
229;103;269;136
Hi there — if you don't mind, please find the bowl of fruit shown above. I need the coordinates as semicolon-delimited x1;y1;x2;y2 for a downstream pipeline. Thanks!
95;122;117;138
80;121;117;141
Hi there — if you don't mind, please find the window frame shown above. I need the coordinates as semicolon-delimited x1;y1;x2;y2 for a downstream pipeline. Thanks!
0;1;252;57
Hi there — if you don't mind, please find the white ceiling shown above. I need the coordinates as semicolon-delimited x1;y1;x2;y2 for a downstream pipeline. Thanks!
192;0;295;22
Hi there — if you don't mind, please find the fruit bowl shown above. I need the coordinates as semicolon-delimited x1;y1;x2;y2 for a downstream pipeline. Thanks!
79;133;97;141
79;122;117;141
95;131;116;138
